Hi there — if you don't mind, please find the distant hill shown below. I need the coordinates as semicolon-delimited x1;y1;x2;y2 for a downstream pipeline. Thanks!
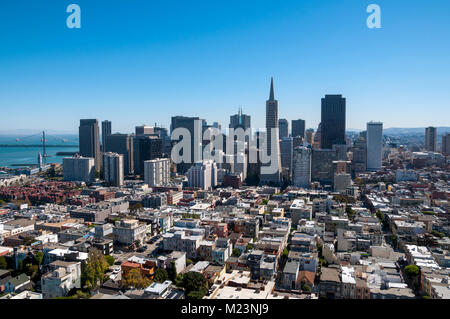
382;127;450;136
346;127;450;136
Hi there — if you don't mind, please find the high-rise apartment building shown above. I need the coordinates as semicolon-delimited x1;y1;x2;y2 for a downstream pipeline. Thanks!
260;78;282;185
425;126;437;152
366;122;383;172
187;160;217;190
292;119;306;139
103;152;124;187
292;145;311;188
320;95;346;149
144;158;170;187
101;120;112;151
352;135;367;175
79;119;102;171
63;156;95;183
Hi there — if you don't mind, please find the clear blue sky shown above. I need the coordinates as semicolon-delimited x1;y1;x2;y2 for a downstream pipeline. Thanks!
0;0;449;134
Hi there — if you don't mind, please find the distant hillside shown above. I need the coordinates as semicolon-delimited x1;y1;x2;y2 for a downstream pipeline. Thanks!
383;127;450;135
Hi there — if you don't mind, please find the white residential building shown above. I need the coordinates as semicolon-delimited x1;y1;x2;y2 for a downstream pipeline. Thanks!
103;152;124;186
187;160;217;190
63;156;95;183
144;158;170;187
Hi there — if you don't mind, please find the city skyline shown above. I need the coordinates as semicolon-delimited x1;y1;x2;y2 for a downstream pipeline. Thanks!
1;0;450;133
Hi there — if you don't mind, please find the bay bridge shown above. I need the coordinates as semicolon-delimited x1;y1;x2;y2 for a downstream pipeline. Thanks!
0;131;79;158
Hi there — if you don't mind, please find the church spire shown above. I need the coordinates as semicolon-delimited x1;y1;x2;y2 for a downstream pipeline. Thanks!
269;77;275;101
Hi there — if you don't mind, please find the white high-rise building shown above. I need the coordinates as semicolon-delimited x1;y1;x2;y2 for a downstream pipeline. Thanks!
144;158;170;187
187;160;217;190
63;156;95;183
366;122;383;172
103;152;124;186
292;146;311;188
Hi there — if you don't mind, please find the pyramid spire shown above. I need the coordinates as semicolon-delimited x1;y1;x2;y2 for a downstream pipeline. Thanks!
269;77;275;101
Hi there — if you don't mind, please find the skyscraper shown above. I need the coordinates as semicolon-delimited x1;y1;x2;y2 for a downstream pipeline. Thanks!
260;78;282;185
135;136;163;175
79;119;101;171
425;126;437;152
105;133;134;176
280;137;293;179
366;122;383;172
103;152;124;187
292;145;311;188
320;95;346;149
230;108;251;131
442;133;450;156
171;116;203;173
278;119;289;139
305;129;314;145
292;119;306;139
101;120;112;151
352;135;367;175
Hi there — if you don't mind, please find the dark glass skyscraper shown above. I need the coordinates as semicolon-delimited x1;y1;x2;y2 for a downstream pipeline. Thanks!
101;120;112;151
278;119;289;139
171;116;203;173
320;95;346;149
105;133;134;175
292;119;306;139
79;119;101;171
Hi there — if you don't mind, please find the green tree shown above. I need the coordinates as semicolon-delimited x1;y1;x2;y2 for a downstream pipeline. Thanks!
245;243;253;252
122;268;151;289
0;199;5;206
34;252;44;266
302;284;312;293
154;268;169;283
0;256;7;269
404;265;420;278
186;259;194;265
105;255;115;266
81;249;109;290
232;248;241;258
182;271;208;299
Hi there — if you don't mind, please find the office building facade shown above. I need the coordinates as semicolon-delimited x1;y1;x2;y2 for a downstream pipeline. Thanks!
320;95;346;149
366;122;383;172
79;119;102;171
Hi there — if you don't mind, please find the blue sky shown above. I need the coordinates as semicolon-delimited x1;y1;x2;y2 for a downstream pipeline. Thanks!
0;0;449;134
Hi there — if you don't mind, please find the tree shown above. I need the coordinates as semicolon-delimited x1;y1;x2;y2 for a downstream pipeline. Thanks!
302;284;312;293
122;268;151;289
182;271;208;299
34;252;44;266
129;203;144;214
105;255;115;266
245;244;253;252
81;249;109;290
154;269;169;283
186;259;194;265
404;265;420;278
232;248;241;258
0;199;5;206
0;256;7;269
